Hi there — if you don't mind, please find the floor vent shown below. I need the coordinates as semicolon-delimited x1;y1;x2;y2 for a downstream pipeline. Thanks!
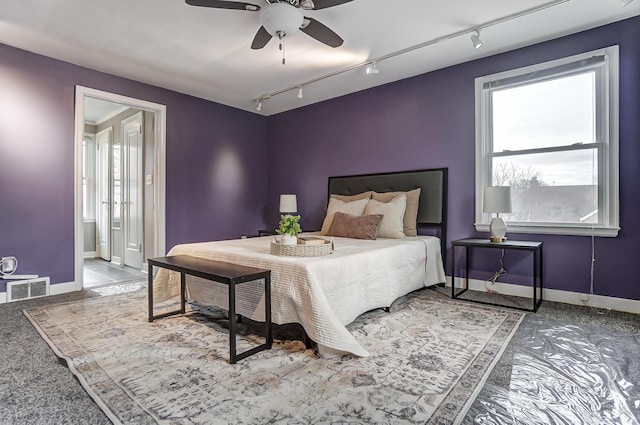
8;277;50;302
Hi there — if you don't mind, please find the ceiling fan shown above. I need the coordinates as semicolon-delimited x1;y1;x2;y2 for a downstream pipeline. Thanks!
185;0;353;51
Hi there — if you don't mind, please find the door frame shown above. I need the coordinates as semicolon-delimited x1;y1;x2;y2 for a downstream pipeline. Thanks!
74;86;166;289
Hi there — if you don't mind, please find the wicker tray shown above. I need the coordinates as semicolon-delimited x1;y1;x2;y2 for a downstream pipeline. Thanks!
270;240;333;257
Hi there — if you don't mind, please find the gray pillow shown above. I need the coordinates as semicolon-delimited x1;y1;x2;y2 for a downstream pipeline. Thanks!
326;212;383;240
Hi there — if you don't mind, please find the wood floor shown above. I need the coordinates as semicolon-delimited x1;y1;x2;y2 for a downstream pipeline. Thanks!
83;258;146;288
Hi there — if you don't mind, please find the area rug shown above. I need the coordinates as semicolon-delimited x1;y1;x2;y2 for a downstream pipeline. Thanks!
24;290;524;424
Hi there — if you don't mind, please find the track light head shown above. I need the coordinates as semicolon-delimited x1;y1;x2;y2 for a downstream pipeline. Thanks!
365;61;379;75
471;31;483;49
297;86;304;99
256;99;263;112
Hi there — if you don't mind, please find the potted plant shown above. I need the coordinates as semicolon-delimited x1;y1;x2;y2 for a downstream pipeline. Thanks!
276;214;301;245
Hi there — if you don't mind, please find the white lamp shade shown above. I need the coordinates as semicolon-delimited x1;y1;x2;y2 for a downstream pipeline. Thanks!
260;3;303;37
483;186;512;214
279;194;298;213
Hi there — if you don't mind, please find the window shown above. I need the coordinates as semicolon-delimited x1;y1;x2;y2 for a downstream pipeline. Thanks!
475;46;619;237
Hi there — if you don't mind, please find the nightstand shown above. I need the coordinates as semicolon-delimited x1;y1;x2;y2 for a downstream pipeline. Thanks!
451;238;543;312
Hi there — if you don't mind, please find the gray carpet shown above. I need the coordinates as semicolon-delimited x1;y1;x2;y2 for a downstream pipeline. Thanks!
0;287;112;424
1;283;639;424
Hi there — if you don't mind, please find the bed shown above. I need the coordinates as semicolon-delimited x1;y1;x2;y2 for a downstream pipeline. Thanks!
152;168;448;357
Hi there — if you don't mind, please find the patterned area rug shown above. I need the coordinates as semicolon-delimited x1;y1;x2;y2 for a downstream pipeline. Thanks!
24;290;523;424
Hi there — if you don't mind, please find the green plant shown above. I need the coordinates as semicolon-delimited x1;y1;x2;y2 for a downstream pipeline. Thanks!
276;214;302;236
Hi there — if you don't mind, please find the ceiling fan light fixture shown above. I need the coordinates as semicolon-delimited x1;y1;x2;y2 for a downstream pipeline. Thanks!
365;62;379;75
300;0;315;10
471;31;483;49
297;86;304;99
260;3;304;38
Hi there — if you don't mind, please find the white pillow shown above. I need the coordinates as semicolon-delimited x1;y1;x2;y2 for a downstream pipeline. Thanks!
364;194;407;239
320;198;369;235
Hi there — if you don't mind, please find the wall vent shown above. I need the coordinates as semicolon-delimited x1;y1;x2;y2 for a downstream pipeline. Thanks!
7;277;50;302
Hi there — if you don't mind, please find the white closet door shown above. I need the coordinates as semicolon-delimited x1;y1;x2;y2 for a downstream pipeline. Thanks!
122;112;144;269
96;127;112;261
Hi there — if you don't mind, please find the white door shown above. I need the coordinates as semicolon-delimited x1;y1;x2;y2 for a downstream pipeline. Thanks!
96;127;112;261
122;112;144;269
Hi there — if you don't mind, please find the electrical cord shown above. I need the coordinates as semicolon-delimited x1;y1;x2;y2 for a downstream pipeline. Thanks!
585;226;611;316
485;249;507;293
590;228;595;296
583;151;609;316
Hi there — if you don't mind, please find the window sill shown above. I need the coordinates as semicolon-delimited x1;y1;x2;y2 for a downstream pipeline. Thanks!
474;223;619;237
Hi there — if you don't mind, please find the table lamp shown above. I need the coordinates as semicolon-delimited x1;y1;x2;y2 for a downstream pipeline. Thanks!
483;186;512;242
279;194;297;214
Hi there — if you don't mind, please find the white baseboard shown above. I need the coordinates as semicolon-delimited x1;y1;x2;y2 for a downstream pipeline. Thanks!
49;280;82;296
446;276;640;315
84;251;97;259
111;257;122;266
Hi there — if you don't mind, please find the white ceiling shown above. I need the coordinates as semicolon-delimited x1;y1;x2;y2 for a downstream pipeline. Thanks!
84;97;129;125
1;0;638;116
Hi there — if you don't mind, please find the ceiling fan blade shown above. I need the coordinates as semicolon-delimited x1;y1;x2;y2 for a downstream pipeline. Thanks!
311;0;353;10
300;17;343;47
251;26;273;49
185;0;260;11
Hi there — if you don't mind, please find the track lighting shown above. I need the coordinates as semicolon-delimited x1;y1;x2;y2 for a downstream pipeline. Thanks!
620;0;634;5
365;62;379;75
255;0;573;108
471;31;483;49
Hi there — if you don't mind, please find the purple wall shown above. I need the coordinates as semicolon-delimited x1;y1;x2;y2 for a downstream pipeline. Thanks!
1;16;638;300
267;16;640;301
0;43;268;287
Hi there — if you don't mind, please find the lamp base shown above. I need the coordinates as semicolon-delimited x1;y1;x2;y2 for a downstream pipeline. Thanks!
489;217;508;243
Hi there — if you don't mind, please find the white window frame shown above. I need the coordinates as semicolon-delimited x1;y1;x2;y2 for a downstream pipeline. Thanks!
474;46;620;237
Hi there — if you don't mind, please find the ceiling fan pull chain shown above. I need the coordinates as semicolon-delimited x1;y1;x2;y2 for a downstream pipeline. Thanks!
277;31;286;65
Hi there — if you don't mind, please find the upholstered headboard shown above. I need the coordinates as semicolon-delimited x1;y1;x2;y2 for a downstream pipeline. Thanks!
328;168;448;260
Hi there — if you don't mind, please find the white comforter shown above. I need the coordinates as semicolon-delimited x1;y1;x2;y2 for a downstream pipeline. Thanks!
152;235;446;357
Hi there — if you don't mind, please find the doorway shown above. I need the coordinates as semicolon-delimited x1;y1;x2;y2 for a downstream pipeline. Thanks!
91;108;145;270
74;86;166;290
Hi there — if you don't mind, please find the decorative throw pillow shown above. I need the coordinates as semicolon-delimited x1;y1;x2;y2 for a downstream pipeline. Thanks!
372;188;421;237
330;191;373;202
320;198;369;235
364;194;407;239
326;212;383;240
